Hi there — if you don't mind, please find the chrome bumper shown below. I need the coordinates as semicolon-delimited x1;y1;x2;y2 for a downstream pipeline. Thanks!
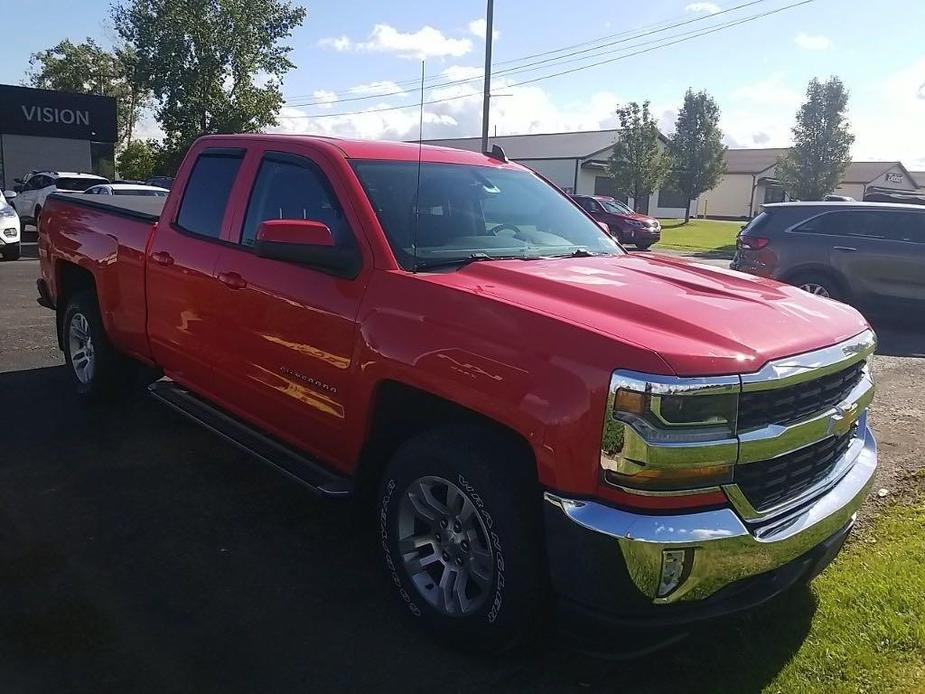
545;418;876;605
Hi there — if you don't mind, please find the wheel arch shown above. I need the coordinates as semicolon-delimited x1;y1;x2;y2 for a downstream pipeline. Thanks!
54;261;98;350
779;263;851;298
354;379;539;502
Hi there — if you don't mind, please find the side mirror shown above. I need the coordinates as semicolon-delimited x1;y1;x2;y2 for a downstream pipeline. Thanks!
253;219;358;277
2;190;17;201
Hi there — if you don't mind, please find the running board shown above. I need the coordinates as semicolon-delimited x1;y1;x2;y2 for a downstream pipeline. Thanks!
149;380;353;498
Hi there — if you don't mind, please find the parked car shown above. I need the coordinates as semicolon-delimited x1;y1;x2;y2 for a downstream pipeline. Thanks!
571;194;661;249
11;171;109;228
0;190;21;260
732;201;925;305
37;135;877;651
84;183;169;197
145;176;174;190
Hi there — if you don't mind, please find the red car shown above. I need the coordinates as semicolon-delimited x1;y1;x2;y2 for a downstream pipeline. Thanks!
572;194;661;249
37;134;876;652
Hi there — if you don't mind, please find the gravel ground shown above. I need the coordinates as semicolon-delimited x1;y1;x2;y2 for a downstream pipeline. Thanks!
1;233;922;692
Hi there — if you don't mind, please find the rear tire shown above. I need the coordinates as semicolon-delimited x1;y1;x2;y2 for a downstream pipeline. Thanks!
378;425;544;652
62;290;134;399
788;272;844;302
0;242;20;261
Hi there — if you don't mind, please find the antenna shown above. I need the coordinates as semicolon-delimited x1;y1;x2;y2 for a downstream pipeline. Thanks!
412;60;425;272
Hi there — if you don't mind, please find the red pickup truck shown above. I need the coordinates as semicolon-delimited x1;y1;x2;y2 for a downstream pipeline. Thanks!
37;134;877;650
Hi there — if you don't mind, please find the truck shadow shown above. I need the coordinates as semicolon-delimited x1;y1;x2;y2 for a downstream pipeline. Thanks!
0;365;818;693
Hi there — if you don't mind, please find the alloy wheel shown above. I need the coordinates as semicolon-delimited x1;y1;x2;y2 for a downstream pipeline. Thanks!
397;475;495;617
799;282;831;298
68;313;95;384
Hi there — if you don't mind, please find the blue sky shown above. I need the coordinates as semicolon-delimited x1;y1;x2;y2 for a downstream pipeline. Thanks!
2;0;924;166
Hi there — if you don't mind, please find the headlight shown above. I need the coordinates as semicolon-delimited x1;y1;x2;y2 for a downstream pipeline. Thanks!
601;372;739;491
0;206;16;219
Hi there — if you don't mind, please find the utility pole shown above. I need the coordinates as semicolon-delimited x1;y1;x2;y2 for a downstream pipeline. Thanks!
480;0;494;153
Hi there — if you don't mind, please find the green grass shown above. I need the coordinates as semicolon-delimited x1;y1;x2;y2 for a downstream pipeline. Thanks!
653;218;742;255
619;502;925;693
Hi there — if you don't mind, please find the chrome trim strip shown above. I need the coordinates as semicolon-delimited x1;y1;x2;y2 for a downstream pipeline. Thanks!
740;329;876;392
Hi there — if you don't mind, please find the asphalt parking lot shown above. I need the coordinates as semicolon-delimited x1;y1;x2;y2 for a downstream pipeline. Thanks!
2;231;924;693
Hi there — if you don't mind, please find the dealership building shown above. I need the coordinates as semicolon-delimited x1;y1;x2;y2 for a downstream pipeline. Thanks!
0;84;117;190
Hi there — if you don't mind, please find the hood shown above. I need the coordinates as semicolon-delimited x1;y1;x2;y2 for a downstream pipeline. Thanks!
431;253;869;376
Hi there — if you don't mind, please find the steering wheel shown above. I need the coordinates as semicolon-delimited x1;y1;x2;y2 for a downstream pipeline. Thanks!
487;223;522;236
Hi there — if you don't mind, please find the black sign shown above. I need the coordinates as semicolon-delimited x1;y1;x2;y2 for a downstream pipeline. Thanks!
0;84;117;143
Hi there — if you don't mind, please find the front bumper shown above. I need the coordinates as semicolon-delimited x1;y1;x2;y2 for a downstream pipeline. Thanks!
544;419;876;624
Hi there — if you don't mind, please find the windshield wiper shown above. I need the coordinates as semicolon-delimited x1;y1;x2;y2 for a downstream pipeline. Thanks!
413;252;502;272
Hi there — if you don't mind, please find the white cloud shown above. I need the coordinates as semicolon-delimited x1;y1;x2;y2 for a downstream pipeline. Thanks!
317;35;352;51
468;18;500;40
311;90;339;109
349;81;408;97
440;65;483;82
794;33;833;51
732;75;801;107
685;2;720;14
322;24;472;60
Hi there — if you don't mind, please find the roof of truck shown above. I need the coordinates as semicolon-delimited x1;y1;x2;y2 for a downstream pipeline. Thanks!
202;133;518;166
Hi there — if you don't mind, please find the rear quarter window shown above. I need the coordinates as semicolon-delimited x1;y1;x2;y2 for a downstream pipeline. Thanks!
176;151;244;239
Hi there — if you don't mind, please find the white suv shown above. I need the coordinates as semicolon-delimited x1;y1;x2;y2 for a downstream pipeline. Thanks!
0;190;21;260
11;171;109;228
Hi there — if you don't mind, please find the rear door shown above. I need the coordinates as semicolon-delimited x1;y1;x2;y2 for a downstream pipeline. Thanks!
146;146;246;392
208;146;369;466
822;209;925;304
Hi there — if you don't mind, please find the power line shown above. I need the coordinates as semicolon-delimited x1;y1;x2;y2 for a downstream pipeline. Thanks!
280;0;816;120
283;0;771;106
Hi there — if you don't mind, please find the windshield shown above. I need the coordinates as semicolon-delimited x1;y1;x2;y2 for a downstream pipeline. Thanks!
57;177;108;191
599;198;633;215
351;161;621;269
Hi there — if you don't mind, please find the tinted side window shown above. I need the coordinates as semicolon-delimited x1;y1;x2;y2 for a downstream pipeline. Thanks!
794;211;881;238
882;212;925;243
176;151;244;239
240;153;351;247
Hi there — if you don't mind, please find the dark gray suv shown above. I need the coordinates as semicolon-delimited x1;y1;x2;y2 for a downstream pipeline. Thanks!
732;202;925;306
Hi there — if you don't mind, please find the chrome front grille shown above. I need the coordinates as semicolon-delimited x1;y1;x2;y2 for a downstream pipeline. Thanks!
737;360;866;431
734;425;856;511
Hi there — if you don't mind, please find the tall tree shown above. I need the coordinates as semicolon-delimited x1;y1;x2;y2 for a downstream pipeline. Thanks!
26;39;147;147
113;0;306;166
777;77;854;200
608;101;669;212
668;89;727;223
116;139;163;180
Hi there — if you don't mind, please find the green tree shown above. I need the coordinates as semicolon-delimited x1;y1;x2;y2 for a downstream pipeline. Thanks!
113;0;306;159
777;77;854;200
27;39;148;147
608;101;669;212
668;89;727;223
116;139;163;180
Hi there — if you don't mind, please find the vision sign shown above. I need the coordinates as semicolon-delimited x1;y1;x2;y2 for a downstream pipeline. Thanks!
0;84;117;142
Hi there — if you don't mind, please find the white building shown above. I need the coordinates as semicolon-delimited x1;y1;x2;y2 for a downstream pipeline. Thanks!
697;148;921;219
421;130;697;219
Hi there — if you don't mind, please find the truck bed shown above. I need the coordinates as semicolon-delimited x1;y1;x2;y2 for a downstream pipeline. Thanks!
46;192;165;221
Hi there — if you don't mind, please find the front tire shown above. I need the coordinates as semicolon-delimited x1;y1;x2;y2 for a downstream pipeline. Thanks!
0;242;20;261
62;291;132;398
789;271;844;302
378;425;544;652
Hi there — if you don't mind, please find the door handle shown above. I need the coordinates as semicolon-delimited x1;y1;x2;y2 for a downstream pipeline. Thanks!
833;246;857;252
151;251;174;266
217;271;247;290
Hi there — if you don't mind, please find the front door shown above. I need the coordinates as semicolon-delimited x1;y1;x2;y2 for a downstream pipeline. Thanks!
146;147;246;393
209;148;369;468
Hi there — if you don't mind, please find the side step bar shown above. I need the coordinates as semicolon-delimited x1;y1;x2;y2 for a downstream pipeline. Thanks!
149;380;352;498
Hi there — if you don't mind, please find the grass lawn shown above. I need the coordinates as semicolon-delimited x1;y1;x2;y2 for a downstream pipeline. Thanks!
653;218;742;255
619;501;925;693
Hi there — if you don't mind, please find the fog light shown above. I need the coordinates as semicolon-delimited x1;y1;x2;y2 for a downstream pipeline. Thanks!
658;549;691;598
3;228;15;238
